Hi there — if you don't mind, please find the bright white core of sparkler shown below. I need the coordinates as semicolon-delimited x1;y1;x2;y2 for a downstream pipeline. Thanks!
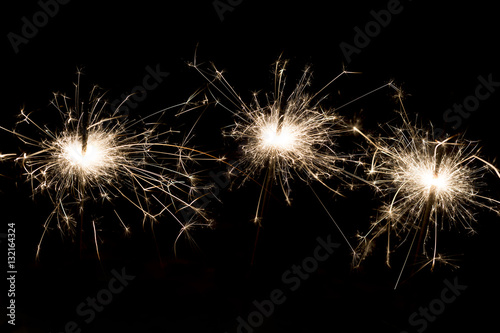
419;171;448;191
58;132;118;178
401;158;453;194
260;123;298;152
64;141;100;167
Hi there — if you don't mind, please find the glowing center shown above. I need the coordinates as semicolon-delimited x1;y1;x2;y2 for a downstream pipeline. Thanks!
261;125;296;151
420;171;447;190
64;139;104;170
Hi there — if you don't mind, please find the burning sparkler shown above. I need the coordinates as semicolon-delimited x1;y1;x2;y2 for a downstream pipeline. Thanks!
229;62;353;208
190;54;393;262
354;88;500;287
1;70;214;260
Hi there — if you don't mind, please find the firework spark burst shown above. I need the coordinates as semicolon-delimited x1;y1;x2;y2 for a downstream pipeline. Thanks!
190;55;393;261
229;62;352;207
354;89;500;286
1;71;213;259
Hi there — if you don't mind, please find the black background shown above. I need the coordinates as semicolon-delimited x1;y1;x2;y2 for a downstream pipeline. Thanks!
2;1;500;332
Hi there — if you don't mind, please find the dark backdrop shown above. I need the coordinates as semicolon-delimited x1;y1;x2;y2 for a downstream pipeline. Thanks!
2;1;500;332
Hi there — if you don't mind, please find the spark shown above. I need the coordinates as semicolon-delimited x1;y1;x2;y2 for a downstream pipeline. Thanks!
354;89;500;287
190;54;392;262
1;153;16;159
232;88;346;204
192;57;366;204
1;70;213;259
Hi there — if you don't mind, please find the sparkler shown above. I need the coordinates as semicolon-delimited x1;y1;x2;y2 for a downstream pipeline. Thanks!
354;88;500;287
229;61;352;208
190;54;393;263
1;70;215;260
